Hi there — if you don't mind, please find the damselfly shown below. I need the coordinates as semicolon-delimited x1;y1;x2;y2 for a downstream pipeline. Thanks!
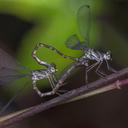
64;5;116;83
0;45;61;98
33;5;117;96
0;44;63;114
40;5;116;85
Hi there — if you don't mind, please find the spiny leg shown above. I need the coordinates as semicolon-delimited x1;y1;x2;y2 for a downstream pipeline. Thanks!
32;79;57;97
86;61;100;72
48;75;56;89
84;62;97;85
49;74;67;94
32;80;43;97
86;61;99;85
86;61;99;71
105;60;117;73
49;74;67;91
49;63;80;94
52;73;58;83
48;75;62;95
95;61;107;78
48;75;62;96
32;77;56;97
49;74;67;93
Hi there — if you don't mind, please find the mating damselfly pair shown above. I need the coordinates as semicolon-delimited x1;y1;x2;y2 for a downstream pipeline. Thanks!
0;5;116;114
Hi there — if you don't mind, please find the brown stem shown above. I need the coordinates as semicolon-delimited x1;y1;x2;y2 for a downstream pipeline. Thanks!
0;67;128;128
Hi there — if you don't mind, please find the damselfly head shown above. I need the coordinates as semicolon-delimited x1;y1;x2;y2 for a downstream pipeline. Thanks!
104;50;112;60
50;67;56;73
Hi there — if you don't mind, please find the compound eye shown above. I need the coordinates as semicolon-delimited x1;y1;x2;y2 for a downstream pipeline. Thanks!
106;51;112;60
52;68;56;72
108;55;110;59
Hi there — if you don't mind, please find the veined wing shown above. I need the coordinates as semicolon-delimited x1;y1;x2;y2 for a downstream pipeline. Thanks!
0;49;31;115
0;67;29;85
77;5;91;46
0;72;30;116
65;34;83;50
0;48;20;70
0;48;30;85
0;48;30;71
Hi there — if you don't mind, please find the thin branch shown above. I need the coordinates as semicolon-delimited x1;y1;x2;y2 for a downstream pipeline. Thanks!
0;67;128;128
66;79;128;103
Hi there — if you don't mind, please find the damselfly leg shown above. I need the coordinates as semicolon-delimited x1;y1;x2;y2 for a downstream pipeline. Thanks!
86;61;107;81
105;60;117;73
95;61;107;78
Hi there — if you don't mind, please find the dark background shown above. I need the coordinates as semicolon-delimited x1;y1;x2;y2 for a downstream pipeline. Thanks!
0;0;128;128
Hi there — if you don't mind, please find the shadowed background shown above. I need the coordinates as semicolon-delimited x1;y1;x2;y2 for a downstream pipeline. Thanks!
0;0;128;128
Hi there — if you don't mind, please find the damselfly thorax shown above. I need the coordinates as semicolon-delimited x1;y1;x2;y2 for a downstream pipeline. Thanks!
83;48;111;61
32;66;56;81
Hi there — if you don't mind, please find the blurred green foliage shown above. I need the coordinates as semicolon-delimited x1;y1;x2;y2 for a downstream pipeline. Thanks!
0;0;127;92
0;2;128;127
0;0;104;71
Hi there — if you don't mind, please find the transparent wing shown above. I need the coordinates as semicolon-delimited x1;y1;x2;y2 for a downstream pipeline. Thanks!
0;67;29;85
0;48;29;70
0;80;31;116
65;34;83;50
0;49;31;115
77;5;91;46
0;49;20;70
0;48;30;85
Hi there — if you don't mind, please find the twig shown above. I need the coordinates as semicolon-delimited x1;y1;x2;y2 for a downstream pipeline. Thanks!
66;79;128;103
0;67;128;128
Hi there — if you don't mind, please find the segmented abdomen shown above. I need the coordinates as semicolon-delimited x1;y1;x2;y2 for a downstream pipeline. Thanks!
40;43;78;61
